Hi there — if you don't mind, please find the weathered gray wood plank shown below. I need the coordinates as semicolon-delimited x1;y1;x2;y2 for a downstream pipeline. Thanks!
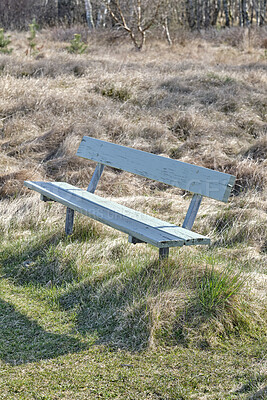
24;181;210;248
77;136;235;202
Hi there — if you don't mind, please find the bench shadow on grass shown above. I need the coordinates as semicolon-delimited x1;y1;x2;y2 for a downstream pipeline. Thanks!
1;231;162;352
0;299;87;365
2;224;103;286
1;231;78;287
57;261;165;352
1;239;149;353
0;231;94;365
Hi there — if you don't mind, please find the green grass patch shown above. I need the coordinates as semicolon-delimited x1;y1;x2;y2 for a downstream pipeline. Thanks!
196;265;245;315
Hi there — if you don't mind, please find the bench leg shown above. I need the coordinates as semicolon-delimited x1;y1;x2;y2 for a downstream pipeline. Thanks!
65;208;74;235
159;247;169;260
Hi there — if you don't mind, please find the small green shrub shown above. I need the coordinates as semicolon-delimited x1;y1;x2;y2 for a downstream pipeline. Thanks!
27;19;40;56
67;34;87;54
0;28;13;54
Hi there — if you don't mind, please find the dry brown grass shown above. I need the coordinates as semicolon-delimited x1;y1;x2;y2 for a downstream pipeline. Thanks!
0;27;266;279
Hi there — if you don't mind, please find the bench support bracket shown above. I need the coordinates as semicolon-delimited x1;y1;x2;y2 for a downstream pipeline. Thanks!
40;194;55;202
182;194;203;230
128;236;145;244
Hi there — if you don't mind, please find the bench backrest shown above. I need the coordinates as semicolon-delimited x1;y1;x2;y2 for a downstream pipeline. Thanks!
77;136;235;203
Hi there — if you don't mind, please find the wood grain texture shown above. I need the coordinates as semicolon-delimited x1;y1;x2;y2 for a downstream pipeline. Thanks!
24;181;210;248
77;136;236;202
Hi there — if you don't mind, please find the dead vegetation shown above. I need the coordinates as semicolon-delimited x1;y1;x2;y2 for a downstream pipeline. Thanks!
0;34;266;190
0;30;266;221
0;29;266;363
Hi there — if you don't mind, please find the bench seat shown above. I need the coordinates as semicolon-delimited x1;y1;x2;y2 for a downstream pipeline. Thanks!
24;181;210;248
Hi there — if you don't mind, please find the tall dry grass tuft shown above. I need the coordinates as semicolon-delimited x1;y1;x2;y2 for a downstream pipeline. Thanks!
0;169;40;198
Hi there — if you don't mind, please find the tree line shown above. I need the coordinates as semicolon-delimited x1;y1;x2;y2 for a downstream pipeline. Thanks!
0;0;266;40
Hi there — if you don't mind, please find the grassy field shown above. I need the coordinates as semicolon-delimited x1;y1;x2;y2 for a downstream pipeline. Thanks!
0;27;266;399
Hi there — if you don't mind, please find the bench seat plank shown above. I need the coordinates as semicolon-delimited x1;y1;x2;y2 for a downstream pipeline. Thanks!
24;181;210;248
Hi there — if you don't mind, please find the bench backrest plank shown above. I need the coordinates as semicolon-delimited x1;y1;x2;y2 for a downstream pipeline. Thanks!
77;136;235;202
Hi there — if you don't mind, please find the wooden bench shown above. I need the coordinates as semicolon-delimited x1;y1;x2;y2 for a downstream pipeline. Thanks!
24;136;236;259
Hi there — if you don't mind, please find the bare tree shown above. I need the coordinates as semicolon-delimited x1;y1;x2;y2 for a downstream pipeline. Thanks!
259;0;266;25
58;0;85;25
100;0;167;50
84;0;95;28
0;0;39;29
162;15;172;45
96;0;110;27
0;0;266;32
186;0;196;28
241;0;250;25
223;0;230;26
